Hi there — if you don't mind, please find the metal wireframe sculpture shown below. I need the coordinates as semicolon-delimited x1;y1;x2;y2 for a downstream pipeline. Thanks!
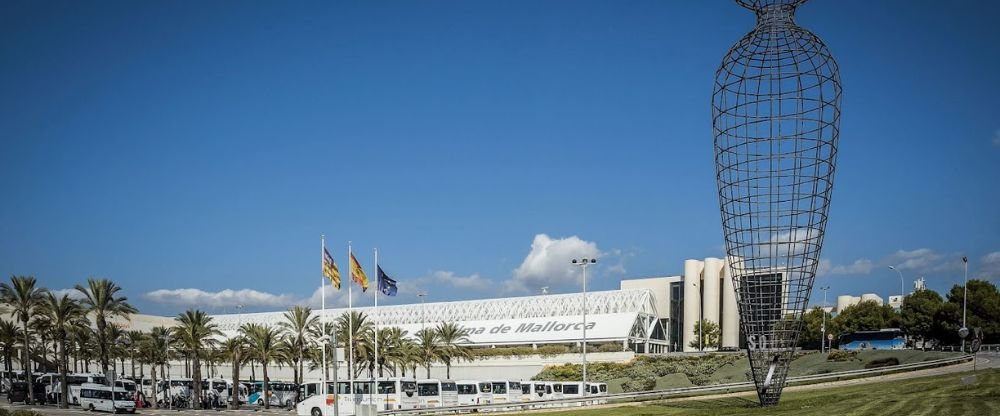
712;0;841;406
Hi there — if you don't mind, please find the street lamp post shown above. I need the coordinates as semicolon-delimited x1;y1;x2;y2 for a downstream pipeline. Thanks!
888;266;904;306
962;256;968;353
820;286;830;353
330;332;339;416
417;293;427;332
692;281;702;352
571;257;597;398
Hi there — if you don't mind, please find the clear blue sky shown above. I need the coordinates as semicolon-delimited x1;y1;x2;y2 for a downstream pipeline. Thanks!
1;0;997;316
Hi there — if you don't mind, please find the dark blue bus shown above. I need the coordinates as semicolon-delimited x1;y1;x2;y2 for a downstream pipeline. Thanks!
838;329;905;351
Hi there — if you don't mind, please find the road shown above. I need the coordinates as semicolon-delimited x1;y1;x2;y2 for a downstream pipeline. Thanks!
0;403;294;415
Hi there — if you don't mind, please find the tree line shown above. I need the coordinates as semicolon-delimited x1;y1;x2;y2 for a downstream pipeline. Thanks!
799;279;999;349
0;275;475;410
686;279;999;351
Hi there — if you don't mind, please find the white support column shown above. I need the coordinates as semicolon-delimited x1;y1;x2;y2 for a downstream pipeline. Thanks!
702;258;723;350
721;259;739;348
683;259;704;352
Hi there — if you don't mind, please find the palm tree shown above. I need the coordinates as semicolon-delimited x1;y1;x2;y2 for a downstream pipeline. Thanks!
415;328;440;378
124;330;145;379
39;293;87;408
29;317;53;370
0;276;48;403
308;321;338;380
71;326;100;373
240;323;281;409
0;320;21;372
277;306;318;385
336;311;372;378
434;322;473;379
220;336;248;409
374;327;408;377
141;326;171;408
174;309;221;408
75;278;138;374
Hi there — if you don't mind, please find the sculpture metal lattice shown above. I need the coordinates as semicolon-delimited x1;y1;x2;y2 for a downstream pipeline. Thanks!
712;0;841;406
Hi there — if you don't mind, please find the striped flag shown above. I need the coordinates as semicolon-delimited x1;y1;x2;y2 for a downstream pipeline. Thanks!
350;252;369;292
323;248;341;289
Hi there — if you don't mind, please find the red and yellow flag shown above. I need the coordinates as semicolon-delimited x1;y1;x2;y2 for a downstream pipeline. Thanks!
349;252;369;292
323;248;341;290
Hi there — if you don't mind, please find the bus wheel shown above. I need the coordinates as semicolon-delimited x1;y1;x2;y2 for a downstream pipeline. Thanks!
310;407;323;416
88;403;95;411
286;400;293;408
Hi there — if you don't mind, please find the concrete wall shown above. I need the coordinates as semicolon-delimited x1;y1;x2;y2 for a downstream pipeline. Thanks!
194;351;636;383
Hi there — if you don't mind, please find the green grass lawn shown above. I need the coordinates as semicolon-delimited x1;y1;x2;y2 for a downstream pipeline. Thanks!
596;350;962;392
516;369;1000;416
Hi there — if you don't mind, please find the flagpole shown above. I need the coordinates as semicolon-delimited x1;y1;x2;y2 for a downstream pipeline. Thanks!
321;235;328;394
348;242;354;390
373;248;379;409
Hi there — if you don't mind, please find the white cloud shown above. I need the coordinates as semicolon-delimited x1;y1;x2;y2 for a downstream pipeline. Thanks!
975;251;1000;280
819;248;964;278
431;271;492;291
303;284;365;309
765;228;820;257
143;288;298;309
888;248;962;273
504;234;601;294
818;258;874;276
50;288;87;300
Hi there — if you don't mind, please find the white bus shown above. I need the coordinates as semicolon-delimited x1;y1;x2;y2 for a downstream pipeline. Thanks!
456;380;492;406
520;382;542;401
295;379;416;416
79;383;136;413
354;378;418;410
543;381;563;400
440;380;458;408
416;379;442;408
489;380;522;404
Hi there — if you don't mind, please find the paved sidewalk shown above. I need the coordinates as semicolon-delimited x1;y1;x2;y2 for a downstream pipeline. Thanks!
0;402;295;415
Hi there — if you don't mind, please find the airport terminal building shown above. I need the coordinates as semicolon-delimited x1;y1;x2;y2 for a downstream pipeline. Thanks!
123;257;745;354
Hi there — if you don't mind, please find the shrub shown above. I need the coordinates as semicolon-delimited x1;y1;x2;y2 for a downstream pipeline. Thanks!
620;377;655;392
596;343;623;353
826;350;858;362
864;357;900;369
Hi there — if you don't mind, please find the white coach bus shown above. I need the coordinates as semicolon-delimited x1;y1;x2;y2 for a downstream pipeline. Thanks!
79;383;136;413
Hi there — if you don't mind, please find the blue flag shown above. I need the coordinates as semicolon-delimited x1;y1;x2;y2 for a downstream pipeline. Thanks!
377;266;398;297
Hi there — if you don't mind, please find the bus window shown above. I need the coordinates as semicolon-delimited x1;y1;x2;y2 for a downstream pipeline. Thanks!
353;381;374;395
553;384;562;393
510;382;521;392
378;381;396;394
600;385;607;393
563;384;578;395
491;383;506;394
417;383;438;396
441;382;456;392
521;384;530;394
478;383;491;393
457;384;475;395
